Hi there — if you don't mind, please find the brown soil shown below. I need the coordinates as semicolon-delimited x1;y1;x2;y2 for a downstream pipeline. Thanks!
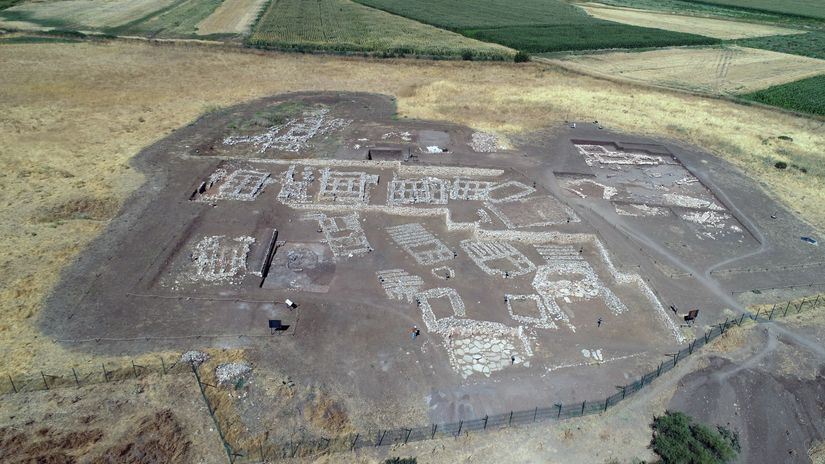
35;196;121;223
0;373;225;464
305;393;351;435
91;410;191;464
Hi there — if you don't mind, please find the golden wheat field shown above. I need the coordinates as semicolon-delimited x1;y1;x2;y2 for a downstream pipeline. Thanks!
552;45;825;94
195;0;268;35
1;40;824;378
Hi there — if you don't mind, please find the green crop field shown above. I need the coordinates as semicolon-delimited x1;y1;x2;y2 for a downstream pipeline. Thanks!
741;74;825;116
353;0;587;30
464;24;718;53
0;0;22;10
683;0;825;20
353;0;719;53
247;0;514;59
735;32;825;60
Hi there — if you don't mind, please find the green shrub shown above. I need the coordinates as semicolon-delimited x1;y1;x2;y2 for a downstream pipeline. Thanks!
651;411;739;464
514;51;530;62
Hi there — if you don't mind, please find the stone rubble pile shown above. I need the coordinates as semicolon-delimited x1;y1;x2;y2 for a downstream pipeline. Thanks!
181;350;210;366
215;362;252;385
470;132;500;153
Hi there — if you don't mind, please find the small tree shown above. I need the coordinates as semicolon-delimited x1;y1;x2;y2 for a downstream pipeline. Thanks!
514;51;530;63
651;411;739;464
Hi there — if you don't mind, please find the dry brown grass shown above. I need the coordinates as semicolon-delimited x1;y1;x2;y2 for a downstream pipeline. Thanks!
551;45;825;94
1;40;825;379
578;3;803;40
195;0;268;35
706;324;752;353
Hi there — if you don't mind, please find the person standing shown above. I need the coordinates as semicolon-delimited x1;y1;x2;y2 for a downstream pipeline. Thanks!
597;317;603;327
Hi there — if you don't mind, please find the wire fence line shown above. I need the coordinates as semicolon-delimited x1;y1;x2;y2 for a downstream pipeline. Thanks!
206;294;824;463
0;356;189;395
2;294;822;462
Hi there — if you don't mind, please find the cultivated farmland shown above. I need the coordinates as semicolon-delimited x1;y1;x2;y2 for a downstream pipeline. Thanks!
741;74;825;116
116;0;224;37
549;46;825;94
196;0;268;35
682;0;825;20
579;3;803;39
0;0;226;37
354;0;719;52
0;0;178;30
247;0;514;58
736;32;825;60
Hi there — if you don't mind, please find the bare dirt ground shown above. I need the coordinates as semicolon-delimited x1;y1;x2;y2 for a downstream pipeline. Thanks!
2;40;825;463
550;45;825;94
196;0;269;35
578;3;803;39
312;310;825;464
31;90;825;459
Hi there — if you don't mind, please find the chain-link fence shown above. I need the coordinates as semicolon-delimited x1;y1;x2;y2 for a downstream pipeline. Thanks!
4;294;822;463
218;294;824;462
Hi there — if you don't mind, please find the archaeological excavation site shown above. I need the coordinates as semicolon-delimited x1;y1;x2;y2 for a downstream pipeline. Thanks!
40;92;825;451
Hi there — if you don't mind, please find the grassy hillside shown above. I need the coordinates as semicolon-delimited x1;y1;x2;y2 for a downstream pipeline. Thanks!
741;74;825;116
353;0;719;53
247;0;514;59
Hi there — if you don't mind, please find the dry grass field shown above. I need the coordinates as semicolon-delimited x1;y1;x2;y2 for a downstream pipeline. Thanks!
551;45;825;94
1;40;824;382
195;0;268;35
578;3;803;39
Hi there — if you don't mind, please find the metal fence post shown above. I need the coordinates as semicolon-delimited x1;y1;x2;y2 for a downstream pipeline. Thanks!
431;424;437;439
754;307;761;320
7;375;16;393
483;415;489;430
102;363;109;382
533;407;538;422
798;298;806;313
739;313;746;325
556;403;562;419
404;429;412;444
160;357;167;375
657;363;662;377
132;360;139;378
508;411;513;426
814;295;820;307
376;430;386;447
351;433;359;451
581;401;586;416
769;305;776;320
603;397;609;412
456;421;463;437
41;371;49;390
72;367;80;387
784;302;791;317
